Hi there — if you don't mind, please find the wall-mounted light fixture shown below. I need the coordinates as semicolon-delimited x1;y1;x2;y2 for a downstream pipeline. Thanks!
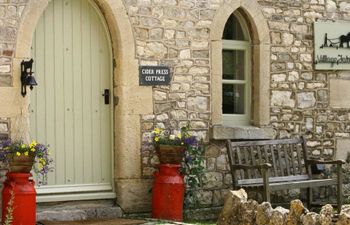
21;59;37;97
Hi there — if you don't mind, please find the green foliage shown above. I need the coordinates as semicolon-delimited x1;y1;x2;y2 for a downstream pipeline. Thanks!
181;143;205;208
151;125;206;208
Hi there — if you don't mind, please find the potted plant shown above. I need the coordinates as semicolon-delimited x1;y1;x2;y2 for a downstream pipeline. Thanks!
152;126;198;164
0;139;53;185
151;126;205;207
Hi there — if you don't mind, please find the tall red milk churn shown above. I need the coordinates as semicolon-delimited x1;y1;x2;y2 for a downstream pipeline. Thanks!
152;164;185;221
2;172;36;225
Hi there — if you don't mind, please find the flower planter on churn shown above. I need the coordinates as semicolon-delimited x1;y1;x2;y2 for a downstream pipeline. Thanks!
156;144;185;164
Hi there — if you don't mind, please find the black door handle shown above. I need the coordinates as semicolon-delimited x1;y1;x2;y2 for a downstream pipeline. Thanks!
102;89;110;105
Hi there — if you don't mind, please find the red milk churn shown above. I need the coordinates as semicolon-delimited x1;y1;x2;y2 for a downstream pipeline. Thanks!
152;164;184;221
2;172;36;225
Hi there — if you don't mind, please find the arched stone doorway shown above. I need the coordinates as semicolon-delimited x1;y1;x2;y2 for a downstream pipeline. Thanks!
14;0;153;211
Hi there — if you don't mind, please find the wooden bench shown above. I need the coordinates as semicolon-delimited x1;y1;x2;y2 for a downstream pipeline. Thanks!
226;136;344;212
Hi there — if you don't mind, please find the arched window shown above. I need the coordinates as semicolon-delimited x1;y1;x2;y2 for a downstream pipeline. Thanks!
222;12;251;126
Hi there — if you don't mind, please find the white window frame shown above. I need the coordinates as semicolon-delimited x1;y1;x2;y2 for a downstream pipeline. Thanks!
222;12;252;127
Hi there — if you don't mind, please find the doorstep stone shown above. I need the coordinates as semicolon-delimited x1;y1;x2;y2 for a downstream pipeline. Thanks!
37;200;123;222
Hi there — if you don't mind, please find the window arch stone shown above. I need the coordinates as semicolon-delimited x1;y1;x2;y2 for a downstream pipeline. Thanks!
210;0;272;139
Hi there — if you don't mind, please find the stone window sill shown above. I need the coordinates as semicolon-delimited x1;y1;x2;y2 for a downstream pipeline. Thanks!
210;125;274;140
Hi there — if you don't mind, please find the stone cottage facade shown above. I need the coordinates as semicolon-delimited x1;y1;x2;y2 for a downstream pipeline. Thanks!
1;0;350;216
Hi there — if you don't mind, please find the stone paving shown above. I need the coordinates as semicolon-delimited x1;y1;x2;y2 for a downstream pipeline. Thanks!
38;218;194;225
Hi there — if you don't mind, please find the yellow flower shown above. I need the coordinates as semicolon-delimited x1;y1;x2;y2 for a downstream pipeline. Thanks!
154;128;161;134
38;158;46;165
181;142;184;145
16;152;21;156
177;133;182;139
155;137;159;142
24;151;29;156
169;134;175;140
29;140;37;148
31;147;35;152
21;144;26;149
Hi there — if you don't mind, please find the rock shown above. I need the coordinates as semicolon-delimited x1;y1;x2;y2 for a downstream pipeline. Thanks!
187;96;209;113
0;65;11;73
296;92;316;109
337;205;350;225
0;123;8;133
271;91;295;107
301;212;317;225
317;204;333;225
269;206;289;225
202;172;223;189
282;33;294;45
217;189;247;225
272;73;287;82
238;199;259;224
339;2;350;12
153;90;167;101
256;202;273;225
205;145;220;157
326;0;337;12
287;199;307;225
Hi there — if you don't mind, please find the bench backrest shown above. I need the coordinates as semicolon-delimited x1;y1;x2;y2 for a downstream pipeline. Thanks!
226;137;311;186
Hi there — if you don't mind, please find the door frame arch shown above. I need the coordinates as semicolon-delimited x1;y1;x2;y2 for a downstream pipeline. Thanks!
14;0;153;209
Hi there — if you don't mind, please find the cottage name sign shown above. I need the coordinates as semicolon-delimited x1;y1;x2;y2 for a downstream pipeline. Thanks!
314;22;350;70
139;66;171;85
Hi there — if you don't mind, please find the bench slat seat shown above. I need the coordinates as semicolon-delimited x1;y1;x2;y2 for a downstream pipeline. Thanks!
269;179;337;191
226;136;344;213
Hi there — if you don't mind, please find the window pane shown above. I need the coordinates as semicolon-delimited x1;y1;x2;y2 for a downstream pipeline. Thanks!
222;14;245;40
222;50;245;80
222;84;245;114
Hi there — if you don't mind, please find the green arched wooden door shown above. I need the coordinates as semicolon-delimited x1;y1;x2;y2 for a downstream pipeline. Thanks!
30;0;114;201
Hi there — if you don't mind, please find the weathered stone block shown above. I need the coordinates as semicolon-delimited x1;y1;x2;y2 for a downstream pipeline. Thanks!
216;154;228;170
271;91;295;107
0;75;11;86
0;65;10;73
153;90;167;101
170;110;187;119
256;202;273;225
217;189;247;225
330;79;350;108
296;92;316;109
202;172;223;189
188;96;209;112
272;73;286;82
115;178;152;213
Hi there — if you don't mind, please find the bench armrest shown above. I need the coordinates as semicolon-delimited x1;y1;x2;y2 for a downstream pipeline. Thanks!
231;163;272;170
307;159;345;165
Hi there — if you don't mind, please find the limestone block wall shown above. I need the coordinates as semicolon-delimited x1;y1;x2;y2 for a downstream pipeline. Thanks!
217;189;350;225
125;0;350;208
2;0;350;213
0;1;27;140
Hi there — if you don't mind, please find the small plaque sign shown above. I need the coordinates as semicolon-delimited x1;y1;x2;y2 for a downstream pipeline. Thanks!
314;21;350;70
139;66;171;86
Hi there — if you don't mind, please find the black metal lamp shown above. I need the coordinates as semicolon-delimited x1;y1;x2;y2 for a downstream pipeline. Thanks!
21;59;37;97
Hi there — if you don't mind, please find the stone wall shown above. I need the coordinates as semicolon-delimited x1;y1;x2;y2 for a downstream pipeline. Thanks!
217;189;350;225
0;0;27;140
0;118;9;140
0;0;27;86
2;0;350;213
126;0;350;208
